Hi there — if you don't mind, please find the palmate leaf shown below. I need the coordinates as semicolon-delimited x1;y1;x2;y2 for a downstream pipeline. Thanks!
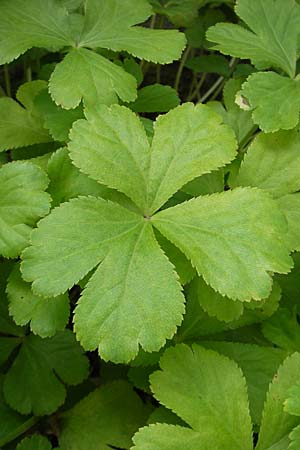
132;344;253;450
3;330;89;415
0;162;51;258
207;0;300;77
58;381;150;450
21;104;292;362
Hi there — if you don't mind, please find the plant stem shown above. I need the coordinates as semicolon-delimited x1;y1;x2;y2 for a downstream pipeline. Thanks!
199;75;224;103
174;46;190;92
4;64;11;97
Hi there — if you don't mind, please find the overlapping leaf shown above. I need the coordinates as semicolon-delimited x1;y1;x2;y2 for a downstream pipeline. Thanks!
58;381;150;450
0;162;50;258
132;344;253;450
3;330;89;415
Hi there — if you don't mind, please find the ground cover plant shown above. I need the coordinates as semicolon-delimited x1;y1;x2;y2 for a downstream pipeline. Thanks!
1;0;300;448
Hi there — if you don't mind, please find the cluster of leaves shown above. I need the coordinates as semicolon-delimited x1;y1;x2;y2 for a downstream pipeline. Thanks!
1;0;300;449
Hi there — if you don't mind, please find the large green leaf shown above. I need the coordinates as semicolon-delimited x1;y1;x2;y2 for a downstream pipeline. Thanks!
236;129;300;197
0;162;50;258
132;344;253;450
79;0;186;64
74;223;184;362
0;97;51;152
239;72;300;132
153;188;292;301
59;381;150;450
3;330;89;415
0;0;75;64
256;353;300;449
7;263;69;338
207;0;300;77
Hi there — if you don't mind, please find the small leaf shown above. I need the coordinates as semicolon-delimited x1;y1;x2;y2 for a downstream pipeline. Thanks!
186;55;230;77
236;128;300;197
128;84;180;113
262;308;300;352
256;353;300;450
3;330;89;415
49;48;137;109
0;162;50;258
59;381;150;450
16;435;52;450
7;263;69;338
277;194;300;252
240;72;300;132
0;97;51;151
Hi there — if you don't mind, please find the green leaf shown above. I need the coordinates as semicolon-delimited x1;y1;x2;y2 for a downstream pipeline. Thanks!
277;194;300;252
236;129;300;197
47;148;115;207
79;0;186;64
0;162;50;258
0;337;21;366
284;385;300;416
152;187;292;301
201;341;287;425
289;425;300;450
191;276;244;322
132;344;253;450
150;0;201;27
7;263;69;338
182;169;224;197
206;0;300;77
239;72;300;132
256;353;300;450
186;55;230;77
0;376;37;448
3;330;89;415
49;48;137;109
74;223;184;362
0;0;75;64
128;84;180;113
21;196;142;297
59;381;150;450
17;80;48;112
16;435;52;450
69;105;151;212
262;308;300;352
34;90;83;142
147;103;237;213
0;97;51;151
